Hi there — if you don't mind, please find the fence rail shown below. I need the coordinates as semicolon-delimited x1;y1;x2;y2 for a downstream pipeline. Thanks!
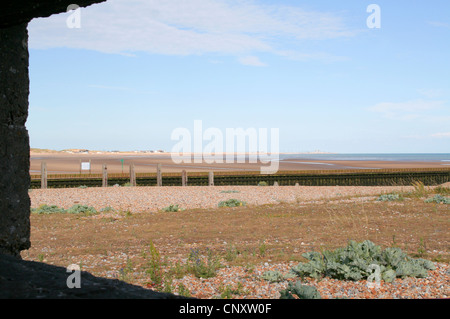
29;167;450;189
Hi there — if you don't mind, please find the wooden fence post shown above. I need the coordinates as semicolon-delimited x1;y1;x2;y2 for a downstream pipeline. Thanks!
130;163;136;186
157;163;162;186
102;164;108;187
208;171;214;186
182;170;187;186
41;161;47;189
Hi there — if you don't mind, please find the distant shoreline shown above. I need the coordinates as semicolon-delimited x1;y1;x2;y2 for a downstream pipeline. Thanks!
29;149;450;175
30;149;336;156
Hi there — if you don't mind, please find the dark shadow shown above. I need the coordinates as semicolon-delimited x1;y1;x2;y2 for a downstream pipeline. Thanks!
0;254;187;299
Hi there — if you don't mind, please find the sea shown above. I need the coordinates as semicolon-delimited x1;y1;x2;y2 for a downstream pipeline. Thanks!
278;153;450;162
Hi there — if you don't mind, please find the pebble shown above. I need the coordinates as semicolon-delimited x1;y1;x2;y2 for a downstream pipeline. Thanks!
27;185;449;299
29;185;416;213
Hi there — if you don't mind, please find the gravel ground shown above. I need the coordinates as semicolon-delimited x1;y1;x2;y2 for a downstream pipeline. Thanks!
168;261;450;299
29;185;416;212
28;185;449;299
96;256;449;299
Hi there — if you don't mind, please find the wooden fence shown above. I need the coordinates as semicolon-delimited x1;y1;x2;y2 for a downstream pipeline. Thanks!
29;165;450;189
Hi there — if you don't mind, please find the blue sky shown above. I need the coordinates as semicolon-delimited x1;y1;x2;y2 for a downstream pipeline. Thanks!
27;0;450;153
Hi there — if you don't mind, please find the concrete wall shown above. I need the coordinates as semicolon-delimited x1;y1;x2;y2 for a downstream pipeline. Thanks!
0;23;31;257
0;0;105;257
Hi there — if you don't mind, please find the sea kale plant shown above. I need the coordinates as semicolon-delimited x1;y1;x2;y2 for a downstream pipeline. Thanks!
31;204;67;214
289;240;435;283
424;194;450;204
66;204;98;216
31;204;98;216
218;199;246;208
279;281;321;299
161;204;183;212
377;194;402;202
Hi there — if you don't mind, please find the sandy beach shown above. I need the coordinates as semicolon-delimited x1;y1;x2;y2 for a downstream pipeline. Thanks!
30;150;450;175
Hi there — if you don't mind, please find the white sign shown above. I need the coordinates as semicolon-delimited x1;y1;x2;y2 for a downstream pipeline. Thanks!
81;162;91;171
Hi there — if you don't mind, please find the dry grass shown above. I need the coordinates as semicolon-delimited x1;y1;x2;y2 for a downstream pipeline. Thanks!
22;195;449;280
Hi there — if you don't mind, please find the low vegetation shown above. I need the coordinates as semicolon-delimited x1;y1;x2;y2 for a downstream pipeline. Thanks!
424;194;450;204
161;204;183;212
218;198;246;207
263;240;436;286
279;281;322;299
31;204;98;216
377;194;402;202
25;187;449;298
257;181;268;186
291;240;434;282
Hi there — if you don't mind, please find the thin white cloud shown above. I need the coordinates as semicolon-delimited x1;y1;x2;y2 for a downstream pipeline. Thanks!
417;88;444;99
88;84;134;91
28;0;356;60
88;84;155;94
431;132;450;138
238;56;267;67
368;99;446;120
277;50;350;63
428;21;450;29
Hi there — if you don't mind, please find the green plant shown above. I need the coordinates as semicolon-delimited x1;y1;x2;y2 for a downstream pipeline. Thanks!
187;248;222;279
219;282;248;299
262;270;285;283
144;241;164;289
434;186;450;195
32;204;97;216
262;270;295;283
224;245;238;262
77;185;88;189
424;194;450;204
220;190;240;193
411;181;428;198
31;204;66;214
258;181;268;186
100;206;115;212
289;240;436;283
161;204;182;212
118;257;134;283
377;194;402;202
258;242;267;257
417;237;426;257
279;281;321;299
167;261;189;279
162;275;174;294
67;204;98;216
218;199;246;208
433;186;450;196
177;283;191;297
391;234;397;248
